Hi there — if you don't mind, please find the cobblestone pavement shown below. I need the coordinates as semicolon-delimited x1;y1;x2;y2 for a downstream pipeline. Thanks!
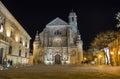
0;65;120;79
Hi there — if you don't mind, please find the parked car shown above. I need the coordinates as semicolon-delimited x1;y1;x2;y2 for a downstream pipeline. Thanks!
91;61;95;65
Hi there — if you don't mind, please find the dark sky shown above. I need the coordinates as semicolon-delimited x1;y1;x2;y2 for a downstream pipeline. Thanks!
1;0;120;50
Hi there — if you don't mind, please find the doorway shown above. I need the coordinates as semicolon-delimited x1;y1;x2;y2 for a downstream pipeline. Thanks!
0;48;3;64
55;54;61;64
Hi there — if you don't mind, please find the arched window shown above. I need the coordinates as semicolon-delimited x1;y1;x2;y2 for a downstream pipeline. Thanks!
19;50;21;56
57;30;59;35
20;37;22;44
72;17;74;21
25;42;27;47
54;30;61;35
25;52;27;58
9;46;12;54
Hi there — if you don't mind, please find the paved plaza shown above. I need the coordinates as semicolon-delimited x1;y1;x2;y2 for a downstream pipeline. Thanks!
0;65;120;79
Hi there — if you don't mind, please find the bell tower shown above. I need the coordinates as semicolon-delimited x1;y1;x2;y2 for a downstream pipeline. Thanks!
68;10;77;33
33;31;40;51
33;31;40;64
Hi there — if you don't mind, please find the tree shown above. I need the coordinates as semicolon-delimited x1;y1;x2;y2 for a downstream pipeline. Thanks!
91;30;120;49
91;30;120;64
116;12;120;28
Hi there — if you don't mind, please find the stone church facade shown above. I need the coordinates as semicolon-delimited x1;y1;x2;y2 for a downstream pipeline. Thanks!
33;11;83;64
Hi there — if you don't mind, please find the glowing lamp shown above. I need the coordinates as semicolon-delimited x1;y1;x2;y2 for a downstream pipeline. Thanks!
118;51;120;55
23;41;25;46
15;36;19;42
6;30;11;37
111;52;114;55
0;24;4;32
84;57;87;60
99;55;102;58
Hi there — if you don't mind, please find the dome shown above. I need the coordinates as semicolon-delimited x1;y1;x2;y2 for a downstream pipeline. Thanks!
69;10;77;16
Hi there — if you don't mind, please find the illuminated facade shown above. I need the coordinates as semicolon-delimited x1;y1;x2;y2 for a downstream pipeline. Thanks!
0;1;31;65
33;11;83;64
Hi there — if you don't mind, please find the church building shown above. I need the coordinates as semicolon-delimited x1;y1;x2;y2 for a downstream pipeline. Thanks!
32;11;83;64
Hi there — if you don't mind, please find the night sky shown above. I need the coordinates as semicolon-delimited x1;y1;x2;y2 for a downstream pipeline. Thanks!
1;0;120;50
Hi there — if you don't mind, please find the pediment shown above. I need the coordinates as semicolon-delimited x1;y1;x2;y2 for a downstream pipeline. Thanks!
46;17;68;26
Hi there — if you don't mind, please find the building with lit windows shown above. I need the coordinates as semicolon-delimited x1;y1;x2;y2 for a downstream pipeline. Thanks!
33;11;83;64
0;1;31;66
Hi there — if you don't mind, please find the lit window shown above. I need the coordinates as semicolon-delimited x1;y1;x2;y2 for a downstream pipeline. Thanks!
0;17;3;32
0;23;4;32
6;29;11;37
15;35;19;42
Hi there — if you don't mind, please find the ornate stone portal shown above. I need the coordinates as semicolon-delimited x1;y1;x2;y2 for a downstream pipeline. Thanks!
33;11;83;64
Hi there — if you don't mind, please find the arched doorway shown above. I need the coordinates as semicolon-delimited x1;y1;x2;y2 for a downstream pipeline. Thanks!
55;54;61;64
0;48;3;64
